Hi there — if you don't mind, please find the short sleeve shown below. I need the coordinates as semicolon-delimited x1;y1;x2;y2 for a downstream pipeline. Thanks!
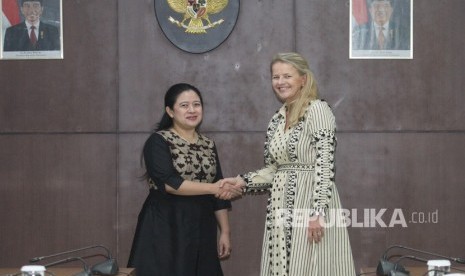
143;133;184;193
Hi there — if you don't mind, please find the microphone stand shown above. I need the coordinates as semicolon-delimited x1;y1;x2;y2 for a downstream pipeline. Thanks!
43;257;92;276
30;245;112;263
30;245;118;276
390;255;428;276
395;245;465;264
376;245;465;276
381;245;465;265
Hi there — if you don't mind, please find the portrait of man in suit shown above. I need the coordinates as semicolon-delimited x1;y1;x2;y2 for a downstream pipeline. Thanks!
3;0;60;52
352;0;411;51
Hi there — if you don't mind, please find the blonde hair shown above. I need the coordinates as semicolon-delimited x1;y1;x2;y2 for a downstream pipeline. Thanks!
270;52;319;128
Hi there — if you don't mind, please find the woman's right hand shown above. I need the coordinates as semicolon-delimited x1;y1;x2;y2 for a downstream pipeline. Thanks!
215;178;244;200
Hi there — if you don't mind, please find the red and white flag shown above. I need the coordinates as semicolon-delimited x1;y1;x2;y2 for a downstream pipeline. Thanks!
2;0;21;34
352;0;369;25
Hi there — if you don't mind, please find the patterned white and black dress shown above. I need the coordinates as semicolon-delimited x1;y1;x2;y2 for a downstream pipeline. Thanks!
243;99;356;276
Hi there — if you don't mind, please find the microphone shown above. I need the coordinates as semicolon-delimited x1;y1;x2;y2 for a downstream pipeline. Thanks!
389;255;428;276
377;251;408;276
43;257;92;276
91;256;119;275
376;245;465;276
30;245;118;275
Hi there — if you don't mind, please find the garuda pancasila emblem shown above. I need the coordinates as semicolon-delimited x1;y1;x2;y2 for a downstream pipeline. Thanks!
167;0;229;34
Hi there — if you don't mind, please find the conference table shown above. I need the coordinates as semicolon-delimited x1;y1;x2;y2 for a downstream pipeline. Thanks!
0;268;135;276
360;266;465;275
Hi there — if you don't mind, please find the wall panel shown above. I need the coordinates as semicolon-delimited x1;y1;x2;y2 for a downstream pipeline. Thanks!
337;133;465;269
118;0;293;132
296;0;465;132
0;134;117;266
0;0;118;269
0;0;118;133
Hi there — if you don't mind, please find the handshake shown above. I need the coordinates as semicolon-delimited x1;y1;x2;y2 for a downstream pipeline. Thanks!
214;175;246;200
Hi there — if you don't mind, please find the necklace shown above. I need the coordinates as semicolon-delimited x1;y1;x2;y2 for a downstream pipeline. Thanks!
170;128;198;144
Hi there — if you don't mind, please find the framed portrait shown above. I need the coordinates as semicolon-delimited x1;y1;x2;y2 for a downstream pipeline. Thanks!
1;0;63;60
350;0;413;59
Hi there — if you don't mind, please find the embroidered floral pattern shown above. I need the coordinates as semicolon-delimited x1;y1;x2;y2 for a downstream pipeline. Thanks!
310;129;336;216
159;130;217;183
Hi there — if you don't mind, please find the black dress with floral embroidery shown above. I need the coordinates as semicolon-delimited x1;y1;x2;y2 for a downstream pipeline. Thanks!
128;130;230;276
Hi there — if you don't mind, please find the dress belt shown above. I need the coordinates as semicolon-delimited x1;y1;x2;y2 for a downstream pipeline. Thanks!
277;163;314;171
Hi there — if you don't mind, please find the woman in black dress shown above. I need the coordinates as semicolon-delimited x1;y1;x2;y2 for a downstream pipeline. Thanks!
128;83;241;276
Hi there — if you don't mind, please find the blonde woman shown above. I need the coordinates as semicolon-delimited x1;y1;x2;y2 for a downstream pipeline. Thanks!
228;53;356;275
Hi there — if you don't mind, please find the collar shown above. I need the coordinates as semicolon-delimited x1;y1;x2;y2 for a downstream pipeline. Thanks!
25;21;41;30
373;21;389;30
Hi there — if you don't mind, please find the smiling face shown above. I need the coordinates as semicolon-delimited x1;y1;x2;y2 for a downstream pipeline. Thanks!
271;61;307;104
21;1;43;25
166;90;203;132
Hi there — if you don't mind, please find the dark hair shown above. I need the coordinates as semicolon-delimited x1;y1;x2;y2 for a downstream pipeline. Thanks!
140;83;203;181
368;0;393;6
22;0;43;6
156;83;203;131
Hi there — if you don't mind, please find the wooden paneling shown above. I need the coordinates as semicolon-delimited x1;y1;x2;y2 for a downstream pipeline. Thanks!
336;133;465;269
0;1;118;133
296;0;465;132
0;134;117;265
117;0;291;132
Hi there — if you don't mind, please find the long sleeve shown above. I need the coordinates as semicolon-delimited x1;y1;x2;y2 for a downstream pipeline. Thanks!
242;164;276;193
242;113;281;193
309;100;337;216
